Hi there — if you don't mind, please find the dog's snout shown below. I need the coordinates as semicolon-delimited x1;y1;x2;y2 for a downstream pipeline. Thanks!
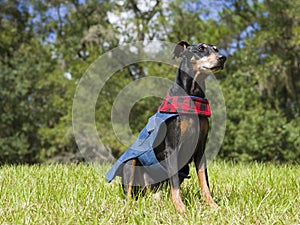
218;55;226;62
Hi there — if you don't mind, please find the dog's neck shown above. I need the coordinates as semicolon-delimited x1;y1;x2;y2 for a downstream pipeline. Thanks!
169;61;209;98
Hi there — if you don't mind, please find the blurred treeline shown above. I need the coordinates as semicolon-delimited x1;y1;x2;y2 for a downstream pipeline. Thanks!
0;0;299;164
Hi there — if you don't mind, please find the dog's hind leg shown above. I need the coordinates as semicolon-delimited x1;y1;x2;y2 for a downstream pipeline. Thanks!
127;158;137;200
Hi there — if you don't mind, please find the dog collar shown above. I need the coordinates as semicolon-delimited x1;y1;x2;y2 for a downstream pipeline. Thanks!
158;93;211;116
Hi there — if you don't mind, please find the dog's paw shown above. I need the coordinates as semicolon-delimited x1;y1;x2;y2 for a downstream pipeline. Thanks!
174;203;186;214
207;198;219;209
172;198;186;213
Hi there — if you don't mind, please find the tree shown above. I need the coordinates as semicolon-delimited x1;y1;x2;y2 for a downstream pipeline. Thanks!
0;0;299;164
217;0;300;162
0;1;68;163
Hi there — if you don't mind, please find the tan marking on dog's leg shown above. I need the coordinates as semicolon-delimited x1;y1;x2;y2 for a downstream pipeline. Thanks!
127;158;137;200
171;187;186;213
197;165;218;208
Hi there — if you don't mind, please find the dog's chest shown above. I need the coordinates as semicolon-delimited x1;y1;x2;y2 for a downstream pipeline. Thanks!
178;116;208;138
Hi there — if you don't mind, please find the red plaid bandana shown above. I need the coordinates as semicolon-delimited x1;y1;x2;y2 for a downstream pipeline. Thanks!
158;93;211;117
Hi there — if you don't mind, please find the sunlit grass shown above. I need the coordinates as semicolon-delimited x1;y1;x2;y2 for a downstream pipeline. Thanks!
0;161;299;224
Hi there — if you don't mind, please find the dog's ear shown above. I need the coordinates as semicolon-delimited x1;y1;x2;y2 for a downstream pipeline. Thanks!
173;41;190;58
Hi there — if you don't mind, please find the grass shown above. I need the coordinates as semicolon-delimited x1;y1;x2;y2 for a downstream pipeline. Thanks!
0;161;299;225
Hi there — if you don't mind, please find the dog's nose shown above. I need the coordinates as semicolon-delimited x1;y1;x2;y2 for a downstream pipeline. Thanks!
218;55;226;62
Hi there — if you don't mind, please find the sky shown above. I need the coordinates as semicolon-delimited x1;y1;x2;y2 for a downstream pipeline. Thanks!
107;0;227;44
33;0;230;44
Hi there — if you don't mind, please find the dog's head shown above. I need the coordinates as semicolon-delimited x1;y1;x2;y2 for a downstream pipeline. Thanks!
173;41;227;74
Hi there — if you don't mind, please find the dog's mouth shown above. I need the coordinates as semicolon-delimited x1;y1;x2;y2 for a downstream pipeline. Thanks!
202;65;224;71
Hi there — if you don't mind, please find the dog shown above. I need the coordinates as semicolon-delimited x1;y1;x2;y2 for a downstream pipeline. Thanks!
106;41;226;213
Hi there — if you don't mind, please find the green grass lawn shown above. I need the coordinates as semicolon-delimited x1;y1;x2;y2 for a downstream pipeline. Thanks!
0;161;299;224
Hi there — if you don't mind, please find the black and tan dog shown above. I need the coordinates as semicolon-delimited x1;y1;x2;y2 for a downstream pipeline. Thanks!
109;41;226;213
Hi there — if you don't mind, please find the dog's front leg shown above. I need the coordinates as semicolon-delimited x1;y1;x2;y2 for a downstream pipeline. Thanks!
194;154;217;208
165;149;186;213
170;175;186;213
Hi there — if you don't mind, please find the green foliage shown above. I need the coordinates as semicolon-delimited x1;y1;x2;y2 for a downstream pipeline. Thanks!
0;0;299;163
221;73;300;162
217;0;300;163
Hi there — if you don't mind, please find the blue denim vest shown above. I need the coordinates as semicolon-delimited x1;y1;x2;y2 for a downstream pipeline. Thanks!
106;112;189;183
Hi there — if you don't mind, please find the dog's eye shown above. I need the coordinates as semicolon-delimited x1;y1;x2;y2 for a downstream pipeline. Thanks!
213;46;219;52
198;45;205;51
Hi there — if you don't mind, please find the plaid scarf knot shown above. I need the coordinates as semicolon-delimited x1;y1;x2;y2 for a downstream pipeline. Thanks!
158;93;211;117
